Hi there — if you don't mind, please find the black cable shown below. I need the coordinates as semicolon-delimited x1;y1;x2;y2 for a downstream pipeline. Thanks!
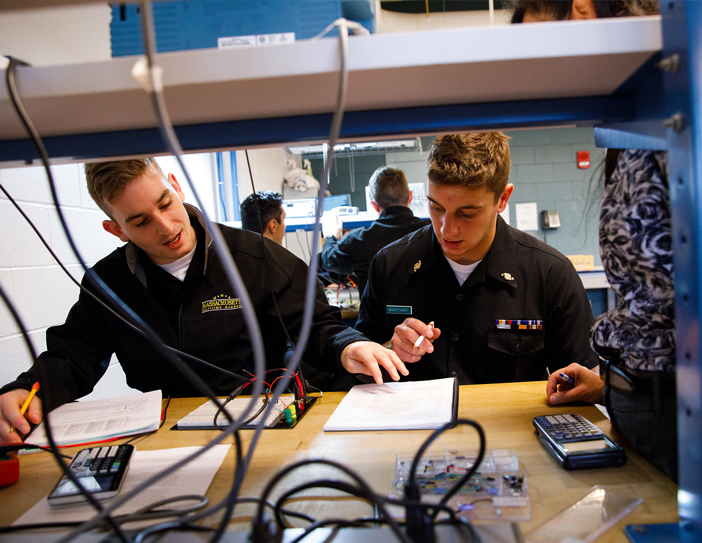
0;443;72;459
0;281;131;543
243;150;310;402
3;62;235;408
273;479;370;529
0;179;249;385
5;55;243;543
255;458;412;543
135;0;266;416
132;7;272;539
213;385;269;429
287;519;371;543
4;55;255;543
405;419;486;524
237;21;354;537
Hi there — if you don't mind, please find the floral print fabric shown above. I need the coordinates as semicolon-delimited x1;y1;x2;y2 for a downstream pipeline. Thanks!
591;150;676;371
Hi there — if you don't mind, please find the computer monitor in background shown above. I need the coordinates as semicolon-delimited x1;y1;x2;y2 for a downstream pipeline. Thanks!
322;194;351;212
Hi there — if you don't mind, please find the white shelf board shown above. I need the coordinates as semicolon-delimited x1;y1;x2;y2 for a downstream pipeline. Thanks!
0;16;661;142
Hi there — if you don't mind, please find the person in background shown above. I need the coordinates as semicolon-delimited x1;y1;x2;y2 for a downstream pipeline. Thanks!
320;166;430;295
0;159;407;444
357;133;598;384
510;0;677;483
240;191;286;245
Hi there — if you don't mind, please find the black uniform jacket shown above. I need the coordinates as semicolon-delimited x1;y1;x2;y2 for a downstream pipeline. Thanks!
1;206;366;410
320;206;430;294
356;217;598;384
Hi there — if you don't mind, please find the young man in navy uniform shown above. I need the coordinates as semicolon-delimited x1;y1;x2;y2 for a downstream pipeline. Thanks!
356;133;597;384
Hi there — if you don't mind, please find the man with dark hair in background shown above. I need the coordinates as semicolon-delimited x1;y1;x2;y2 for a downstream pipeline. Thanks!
357;133;597;384
240;191;286;245
320;166;429;294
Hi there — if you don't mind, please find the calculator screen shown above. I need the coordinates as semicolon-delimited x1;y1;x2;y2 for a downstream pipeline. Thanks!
52;474;118;497
562;439;612;453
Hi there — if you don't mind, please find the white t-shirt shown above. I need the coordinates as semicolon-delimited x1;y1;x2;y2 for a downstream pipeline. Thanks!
444;255;482;286
157;243;197;282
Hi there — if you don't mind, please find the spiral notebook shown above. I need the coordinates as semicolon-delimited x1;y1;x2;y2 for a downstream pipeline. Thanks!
323;377;458;432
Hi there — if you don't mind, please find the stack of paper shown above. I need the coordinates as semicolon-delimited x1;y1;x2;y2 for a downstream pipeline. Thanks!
323;377;458;432
26;390;162;447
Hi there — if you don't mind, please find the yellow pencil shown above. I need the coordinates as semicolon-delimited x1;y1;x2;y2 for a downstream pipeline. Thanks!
9;382;39;438
19;382;40;417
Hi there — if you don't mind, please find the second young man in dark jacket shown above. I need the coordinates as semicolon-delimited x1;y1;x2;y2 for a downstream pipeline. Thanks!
320;166;429;294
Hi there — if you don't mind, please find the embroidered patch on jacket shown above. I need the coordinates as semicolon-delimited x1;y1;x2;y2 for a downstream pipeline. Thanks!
202;294;242;313
386;305;412;315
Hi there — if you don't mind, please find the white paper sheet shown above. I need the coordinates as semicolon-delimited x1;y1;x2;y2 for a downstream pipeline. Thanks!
176;395;295;429
13;444;231;526
516;202;539;231
26;391;162;447
323;378;457;431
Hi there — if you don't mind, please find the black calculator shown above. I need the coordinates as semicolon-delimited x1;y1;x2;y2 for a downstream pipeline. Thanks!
533;414;626;470
48;444;133;505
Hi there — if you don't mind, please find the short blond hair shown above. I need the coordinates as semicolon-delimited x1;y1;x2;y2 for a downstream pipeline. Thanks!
427;133;511;201
85;158;165;220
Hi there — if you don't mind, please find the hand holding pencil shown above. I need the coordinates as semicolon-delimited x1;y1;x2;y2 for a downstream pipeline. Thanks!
0;383;43;444
390;318;442;364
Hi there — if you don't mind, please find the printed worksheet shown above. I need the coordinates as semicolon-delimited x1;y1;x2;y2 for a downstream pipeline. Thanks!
323;377;457;431
26;390;162;447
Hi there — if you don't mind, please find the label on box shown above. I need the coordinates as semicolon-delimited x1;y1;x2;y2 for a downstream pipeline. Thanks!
218;33;295;50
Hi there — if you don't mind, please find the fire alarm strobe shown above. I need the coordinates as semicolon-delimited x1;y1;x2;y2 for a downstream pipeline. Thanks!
577;151;590;169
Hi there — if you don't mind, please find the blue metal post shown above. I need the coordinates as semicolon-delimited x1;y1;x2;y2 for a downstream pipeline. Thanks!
662;1;702;539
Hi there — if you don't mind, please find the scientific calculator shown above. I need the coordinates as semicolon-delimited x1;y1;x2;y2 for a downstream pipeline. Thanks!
533;414;626;470
48;444;133;505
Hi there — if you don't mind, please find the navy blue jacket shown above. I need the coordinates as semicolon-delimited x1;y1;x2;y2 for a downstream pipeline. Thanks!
1;206;365;409
320;206;430;294
357;217;597;384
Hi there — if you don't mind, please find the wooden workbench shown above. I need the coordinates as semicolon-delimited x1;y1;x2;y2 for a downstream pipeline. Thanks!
0;381;678;540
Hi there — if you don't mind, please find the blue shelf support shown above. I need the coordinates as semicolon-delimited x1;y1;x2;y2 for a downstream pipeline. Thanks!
662;1;702;540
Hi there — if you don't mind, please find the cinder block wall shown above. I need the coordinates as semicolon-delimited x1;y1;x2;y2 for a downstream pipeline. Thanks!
0;164;138;400
506;127;605;267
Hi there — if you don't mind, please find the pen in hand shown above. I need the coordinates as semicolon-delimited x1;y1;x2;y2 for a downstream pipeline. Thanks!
10;382;40;438
559;373;574;385
413;321;435;349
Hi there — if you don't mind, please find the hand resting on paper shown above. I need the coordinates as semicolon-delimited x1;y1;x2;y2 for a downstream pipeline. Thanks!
340;341;409;384
0;389;43;444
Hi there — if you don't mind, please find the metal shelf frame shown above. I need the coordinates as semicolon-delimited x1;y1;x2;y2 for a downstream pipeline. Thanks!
0;3;701;538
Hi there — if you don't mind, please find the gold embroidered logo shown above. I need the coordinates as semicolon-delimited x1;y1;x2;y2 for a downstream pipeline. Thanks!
413;260;422;272
202;294;242;313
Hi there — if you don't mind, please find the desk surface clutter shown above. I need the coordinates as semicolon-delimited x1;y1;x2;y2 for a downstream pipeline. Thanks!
0;381;678;541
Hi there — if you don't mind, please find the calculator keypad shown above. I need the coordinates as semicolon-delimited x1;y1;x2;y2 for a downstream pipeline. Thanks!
69;445;133;477
534;414;603;442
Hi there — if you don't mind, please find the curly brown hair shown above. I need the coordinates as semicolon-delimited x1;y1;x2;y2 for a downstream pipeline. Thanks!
426;133;511;201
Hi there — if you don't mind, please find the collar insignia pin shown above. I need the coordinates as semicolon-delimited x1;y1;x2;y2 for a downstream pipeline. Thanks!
413;260;422;272
501;272;514;281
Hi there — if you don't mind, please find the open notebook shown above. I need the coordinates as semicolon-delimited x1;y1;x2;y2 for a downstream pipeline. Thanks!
323;377;458;432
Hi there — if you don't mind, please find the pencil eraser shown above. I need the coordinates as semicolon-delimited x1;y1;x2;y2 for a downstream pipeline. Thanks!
0;453;19;487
